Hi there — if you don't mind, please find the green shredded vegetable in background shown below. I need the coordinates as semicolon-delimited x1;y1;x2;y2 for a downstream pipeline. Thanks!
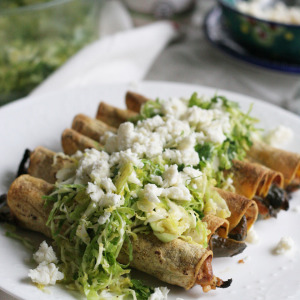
0;0;98;105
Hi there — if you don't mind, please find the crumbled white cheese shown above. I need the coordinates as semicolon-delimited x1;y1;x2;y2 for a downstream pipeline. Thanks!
137;115;164;131
33;241;58;264
183;106;231;144
86;182;104;202
265;125;294;148
162;165;181;187
99;178;116;193
100;193;123;208
98;211;111;225
177;135;195;151
201;118;229;144
163;148;200;166
109;149;144;168
28;262;64;286
106;121;164;158
161;186;192;201
90;161;111;184
183;166;202;178
150;175;164;186
128;170;142;186
184;105;214;125
183;167;205;191
75;149;110;184
148;287;170;300
246;227;260;244
143;184;162;203
161;97;188;118
273;236;295;255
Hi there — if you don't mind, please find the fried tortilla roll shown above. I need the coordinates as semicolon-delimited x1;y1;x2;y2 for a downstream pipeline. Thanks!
202;214;247;256
72;114;116;142
7;175;53;237
215;188;258;233
118;233;216;291
125;91;149;113
229;160;288;218
96;102;137;128
202;214;228;239
28;146;74;183
7;175;225;292
230;160;284;199
248;141;300;187
61;128;103;155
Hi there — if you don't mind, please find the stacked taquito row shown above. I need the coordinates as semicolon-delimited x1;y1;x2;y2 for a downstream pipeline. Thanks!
5;91;241;291
9;153;237;291
94;92;300;218
7;97;259;292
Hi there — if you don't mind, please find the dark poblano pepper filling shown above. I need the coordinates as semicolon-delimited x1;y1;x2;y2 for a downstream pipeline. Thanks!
32;94;259;299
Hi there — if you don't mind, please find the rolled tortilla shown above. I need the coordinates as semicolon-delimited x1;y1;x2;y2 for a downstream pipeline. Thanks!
28;146;74;183
7;175;53;237
230;160;284;199
202;214;229;240
7;174;217;291
96;102;137;128
61;128;103;155
118;233;213;290
248;141;300;186
125;91;149;113
72;114;116;142
215;188;258;232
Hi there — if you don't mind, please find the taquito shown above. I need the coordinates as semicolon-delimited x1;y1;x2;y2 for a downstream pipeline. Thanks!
125;91;149;113
61;128;103;155
72;114;116;141
248;141;300;187
96;102;138;128
230;160;284;200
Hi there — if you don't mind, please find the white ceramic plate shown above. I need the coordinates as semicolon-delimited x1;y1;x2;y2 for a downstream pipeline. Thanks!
0;81;300;300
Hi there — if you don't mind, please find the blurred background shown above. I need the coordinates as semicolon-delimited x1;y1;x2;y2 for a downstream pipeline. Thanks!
1;0;300;113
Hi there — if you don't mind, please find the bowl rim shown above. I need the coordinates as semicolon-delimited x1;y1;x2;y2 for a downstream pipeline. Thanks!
0;0;78;16
217;0;300;29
